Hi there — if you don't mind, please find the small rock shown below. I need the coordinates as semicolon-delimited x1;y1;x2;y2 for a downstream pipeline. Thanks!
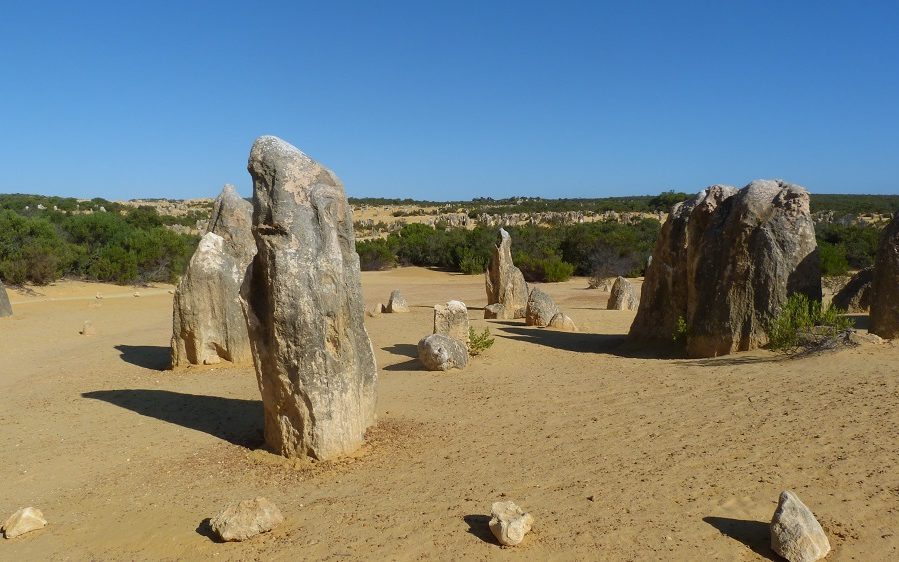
547;313;578;332
95;292;104;300
80;321;96;336
489;500;534;546
209;497;284;542
847;330;883;346
484;303;505;319
417;334;468;371
133;292;141;297
386;290;410;313
367;303;383;318
607;276;639;310
770;490;831;562
2;507;47;539
525;288;559;327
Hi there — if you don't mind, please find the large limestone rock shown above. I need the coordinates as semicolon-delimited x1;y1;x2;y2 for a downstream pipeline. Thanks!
770;491;831;562
2;507;47;539
0;280;12;317
209;497;283;542
485;228;529;319
171;185;255;367
385;290;410;313
870;212;899;338
525;287;559;327
607;276;638;310
630;180;821;358
242;136;377;460
171;233;253;366
489;501;534;546
831;267;872;312
433;300;469;347
418;334;468;371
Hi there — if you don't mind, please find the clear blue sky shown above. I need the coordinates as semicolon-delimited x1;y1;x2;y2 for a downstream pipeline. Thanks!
1;1;897;201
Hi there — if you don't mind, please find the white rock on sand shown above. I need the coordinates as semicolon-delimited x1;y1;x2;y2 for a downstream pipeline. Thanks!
2;507;47;539
489;500;534;546
770;490;831;562
209;497;284;542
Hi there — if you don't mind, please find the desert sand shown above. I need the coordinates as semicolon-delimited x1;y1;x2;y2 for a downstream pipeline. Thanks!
1;268;897;561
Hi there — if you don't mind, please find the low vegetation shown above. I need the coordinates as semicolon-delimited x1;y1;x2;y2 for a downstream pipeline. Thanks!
766;293;854;352
468;327;495;356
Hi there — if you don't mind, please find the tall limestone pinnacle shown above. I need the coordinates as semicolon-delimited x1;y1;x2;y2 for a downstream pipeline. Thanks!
241;135;378;460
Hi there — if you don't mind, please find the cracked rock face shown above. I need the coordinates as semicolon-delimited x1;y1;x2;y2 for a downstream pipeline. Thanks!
242;135;378;461
171;185;255;367
870;211;899;338
770;490;831;562
630;180;821;358
485;228;529;319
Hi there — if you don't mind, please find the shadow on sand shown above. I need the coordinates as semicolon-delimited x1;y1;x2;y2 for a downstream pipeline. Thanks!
115;344;170;371
195;518;223;542
463;514;499;545
703;516;777;560
382;343;419;359
82;389;263;447
497;326;674;359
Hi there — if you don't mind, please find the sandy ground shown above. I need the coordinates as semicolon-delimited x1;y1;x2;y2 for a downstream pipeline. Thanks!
1;269;897;561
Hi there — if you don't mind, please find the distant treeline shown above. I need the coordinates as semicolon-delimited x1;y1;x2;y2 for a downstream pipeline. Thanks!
0;195;197;285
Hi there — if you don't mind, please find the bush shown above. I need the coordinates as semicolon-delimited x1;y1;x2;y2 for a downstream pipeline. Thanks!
539;255;575;282
357;238;397;271
672;316;689;345
818;242;849;276
767;293;854;352
468;327;495;356
458;248;487;275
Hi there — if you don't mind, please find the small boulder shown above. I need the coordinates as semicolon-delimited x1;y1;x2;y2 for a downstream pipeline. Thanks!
489;500;534;546
831;267;872;312
386;290;410;313
417;334;468;371
79;321;96;336
133;292;141;297
770;490;831;562
525;288;559;327
2;507;47;539
209;497;284;542
367;303;383;318
484;303;505;319
548;313;577;332
607;276;639;310
433;300;469;347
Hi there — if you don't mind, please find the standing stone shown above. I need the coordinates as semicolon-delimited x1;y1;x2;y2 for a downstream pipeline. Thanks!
2;507;47;539
870;211;899;338
209;497;284;542
770;490;831;562
485;228;529;319
607;276;639;310
831;267;873;312
171;185;255;367
0;280;11;318
630;181;821;358
417;333;468;371
525;288;559;327
433;300;469;347
242;135;377;460
489;501;534;546
386;290;410;313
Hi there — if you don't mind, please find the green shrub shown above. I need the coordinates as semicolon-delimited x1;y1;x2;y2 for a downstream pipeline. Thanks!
539;255;575;282
672;315;689;345
468;327;495;356
458;248;487;275
818;241;850;276
357;238;397;271
767;293;854;352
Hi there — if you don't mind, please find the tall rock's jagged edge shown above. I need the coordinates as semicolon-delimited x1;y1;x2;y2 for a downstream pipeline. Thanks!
630;180;821;358
0;280;12;317
171;185;255;367
870;211;899;337
242;135;377;460
485;228;529;319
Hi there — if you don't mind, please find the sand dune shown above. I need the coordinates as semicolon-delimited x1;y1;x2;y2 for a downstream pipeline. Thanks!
1;269;897;560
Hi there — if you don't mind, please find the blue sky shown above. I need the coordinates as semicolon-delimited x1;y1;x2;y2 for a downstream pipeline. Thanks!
1;1;897;200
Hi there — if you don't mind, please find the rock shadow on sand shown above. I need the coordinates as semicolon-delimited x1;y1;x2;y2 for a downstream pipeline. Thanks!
497;326;670;359
463;514;499;545
115;344;170;371
703;516;777;560
82;389;263;447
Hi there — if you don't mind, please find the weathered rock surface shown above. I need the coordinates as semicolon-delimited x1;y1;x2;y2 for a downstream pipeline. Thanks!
525;288;559;327
386;290;410;313
417;334;468;371
548;312;578;331
870;211;899;338
630;180;821;358
171;184;255;367
832;267;872;312
489;500;534;546
607;276;638;310
433;300;469;346
242;135;378;460
485;228;529;319
770;490;831;562
209;497;284;542
366;303;383;318
2;507;47;539
171;233;253;366
484;303;506;319
0;280;11;317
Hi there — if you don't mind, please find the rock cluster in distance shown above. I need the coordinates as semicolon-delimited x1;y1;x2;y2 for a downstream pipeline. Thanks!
242;136;378;461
